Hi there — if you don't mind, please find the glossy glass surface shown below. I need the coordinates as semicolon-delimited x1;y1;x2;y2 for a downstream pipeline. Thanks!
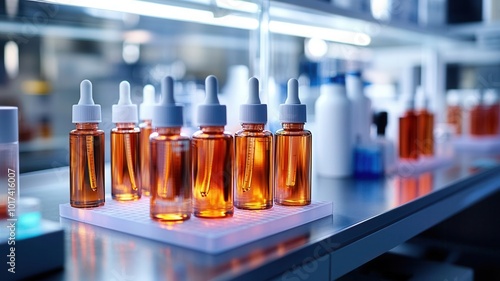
21;150;500;281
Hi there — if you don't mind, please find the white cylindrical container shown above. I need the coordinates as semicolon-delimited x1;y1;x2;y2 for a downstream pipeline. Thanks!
0;106;20;219
315;75;352;177
346;71;372;145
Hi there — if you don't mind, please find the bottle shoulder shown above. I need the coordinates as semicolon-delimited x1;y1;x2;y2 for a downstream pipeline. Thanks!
70;129;105;136
235;129;273;137
275;129;312;137
150;131;190;142
192;130;233;139
111;127;140;134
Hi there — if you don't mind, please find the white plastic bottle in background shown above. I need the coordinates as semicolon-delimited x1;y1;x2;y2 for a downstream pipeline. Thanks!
0;107;19;218
315;74;352;177
346;71;371;145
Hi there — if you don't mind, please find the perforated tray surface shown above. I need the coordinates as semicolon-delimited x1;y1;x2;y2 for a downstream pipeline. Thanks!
59;198;332;253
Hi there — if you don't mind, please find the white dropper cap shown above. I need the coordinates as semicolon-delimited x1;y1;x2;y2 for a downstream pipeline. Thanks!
112;81;138;124
240;77;267;124
196;75;227;126
279;78;307;123
152;76;184;128
0;106;18;143
140;84;156;121
72;80;101;123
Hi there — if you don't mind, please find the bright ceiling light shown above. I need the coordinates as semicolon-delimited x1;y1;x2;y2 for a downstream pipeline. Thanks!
36;0;370;46
39;0;258;30
305;38;328;59
269;21;371;46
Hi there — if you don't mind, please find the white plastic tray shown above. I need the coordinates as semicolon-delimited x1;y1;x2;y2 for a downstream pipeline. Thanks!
59;198;332;254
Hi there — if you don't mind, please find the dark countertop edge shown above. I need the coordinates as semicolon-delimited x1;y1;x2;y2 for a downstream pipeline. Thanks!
226;165;500;281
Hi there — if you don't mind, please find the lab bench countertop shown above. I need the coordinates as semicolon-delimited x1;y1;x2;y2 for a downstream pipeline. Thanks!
19;152;500;281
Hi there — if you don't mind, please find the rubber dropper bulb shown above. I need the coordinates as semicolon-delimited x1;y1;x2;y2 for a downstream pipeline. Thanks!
279;78;306;123
286;78;301;104
79;80;94;105
143;85;155;104
118;81;132;105
152;76;184;128
247;77;260;104
73;79;101;123
204;75;220;104
196;75;227;126
161;76;175;105
112;81;138;123
140;84;156;121
240;77;267;124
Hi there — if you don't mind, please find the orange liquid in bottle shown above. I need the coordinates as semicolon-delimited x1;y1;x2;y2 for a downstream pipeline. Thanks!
399;110;418;160
150;128;191;221
192;126;233;218
111;123;141;201
275;123;311;206
447;105;462;135
470;105;486;136
70;123;105;208
235;124;273;210
486;104;500;135
416;109;434;156
140;120;153;196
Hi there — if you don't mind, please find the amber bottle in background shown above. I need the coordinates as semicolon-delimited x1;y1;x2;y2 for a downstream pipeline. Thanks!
484;90;500;135
469;105;486;136
487;103;500;135
234;77;273;210
139;85;156;196
469;91;487;136
275;79;311;206
150;76;191;221
70;80;105;208
399;99;418;160
416;98;434;156
446;91;462;135
111;81;141;201
192;75;234;218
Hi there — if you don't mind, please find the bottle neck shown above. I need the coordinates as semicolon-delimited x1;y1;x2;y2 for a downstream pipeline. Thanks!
156;127;181;135
76;123;99;130
200;126;225;134
241;123;265;131
282;123;304;131
115;122;136;129
141;119;152;126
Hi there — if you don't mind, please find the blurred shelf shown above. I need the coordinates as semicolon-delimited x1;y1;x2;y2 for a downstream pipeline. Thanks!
270;0;468;48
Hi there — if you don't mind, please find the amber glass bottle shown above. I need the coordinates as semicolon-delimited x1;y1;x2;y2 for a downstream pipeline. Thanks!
275;79;311;206
111;81;141;201
399;99;418;160
235;77;273;210
192;75;233;218
139;85;156;196
70;80;105;208
150;76;191;221
416;99;434;156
